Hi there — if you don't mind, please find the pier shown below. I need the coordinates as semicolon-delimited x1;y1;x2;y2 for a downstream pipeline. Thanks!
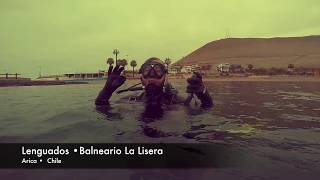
0;73;22;79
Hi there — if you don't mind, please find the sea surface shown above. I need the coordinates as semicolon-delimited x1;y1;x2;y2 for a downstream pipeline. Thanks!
0;80;320;180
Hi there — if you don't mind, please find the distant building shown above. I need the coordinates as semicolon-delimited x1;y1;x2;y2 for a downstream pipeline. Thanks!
181;64;199;73
313;68;320;76
168;65;182;74
217;63;231;73
199;64;212;75
216;63;245;74
229;64;244;73
64;72;105;79
37;71;106;81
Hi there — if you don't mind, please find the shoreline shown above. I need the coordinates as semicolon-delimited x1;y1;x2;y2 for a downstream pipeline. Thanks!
1;76;319;87
202;76;320;82
0;79;88;87
168;75;320;82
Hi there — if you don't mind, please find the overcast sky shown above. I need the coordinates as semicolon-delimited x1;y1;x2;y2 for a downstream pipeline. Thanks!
1;0;320;77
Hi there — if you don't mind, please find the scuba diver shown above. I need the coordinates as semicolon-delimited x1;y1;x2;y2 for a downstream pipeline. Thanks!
95;57;213;119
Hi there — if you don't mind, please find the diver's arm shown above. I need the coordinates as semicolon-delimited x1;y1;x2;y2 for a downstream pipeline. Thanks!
185;72;214;108
195;88;213;108
95;86;113;105
95;65;126;106
182;89;213;108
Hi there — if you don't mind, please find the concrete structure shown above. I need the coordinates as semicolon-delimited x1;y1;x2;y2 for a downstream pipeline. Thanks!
0;73;21;79
38;71;106;81
63;72;105;79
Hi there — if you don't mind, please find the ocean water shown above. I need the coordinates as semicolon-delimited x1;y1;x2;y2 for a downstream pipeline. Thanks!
0;80;320;179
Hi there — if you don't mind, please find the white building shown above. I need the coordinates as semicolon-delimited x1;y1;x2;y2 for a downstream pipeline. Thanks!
168;65;182;74
216;63;231;73
181;64;200;73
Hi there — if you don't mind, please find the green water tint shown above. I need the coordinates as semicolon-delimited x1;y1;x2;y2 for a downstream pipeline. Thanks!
0;81;320;179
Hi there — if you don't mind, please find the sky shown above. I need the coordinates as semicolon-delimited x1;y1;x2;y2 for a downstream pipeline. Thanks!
1;0;320;78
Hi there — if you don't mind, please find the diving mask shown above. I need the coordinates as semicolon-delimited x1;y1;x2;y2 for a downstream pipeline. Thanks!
140;63;166;79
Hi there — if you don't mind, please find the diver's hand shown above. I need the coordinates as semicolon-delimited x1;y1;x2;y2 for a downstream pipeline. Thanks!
185;72;213;108
186;72;205;95
95;65;126;105
104;65;126;93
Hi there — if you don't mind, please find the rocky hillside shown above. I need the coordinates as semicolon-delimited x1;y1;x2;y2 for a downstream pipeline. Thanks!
176;36;320;70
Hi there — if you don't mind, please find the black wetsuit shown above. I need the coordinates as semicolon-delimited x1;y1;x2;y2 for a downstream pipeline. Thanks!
95;83;213;108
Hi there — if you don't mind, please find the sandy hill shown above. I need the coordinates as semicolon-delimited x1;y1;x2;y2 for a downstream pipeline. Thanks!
176;36;320;70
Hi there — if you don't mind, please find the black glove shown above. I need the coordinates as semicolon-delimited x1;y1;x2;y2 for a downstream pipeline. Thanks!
186;72;205;95
95;65;126;105
104;65;126;93
185;72;213;108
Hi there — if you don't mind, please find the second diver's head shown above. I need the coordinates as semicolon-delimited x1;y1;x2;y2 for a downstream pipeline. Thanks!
139;57;167;107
